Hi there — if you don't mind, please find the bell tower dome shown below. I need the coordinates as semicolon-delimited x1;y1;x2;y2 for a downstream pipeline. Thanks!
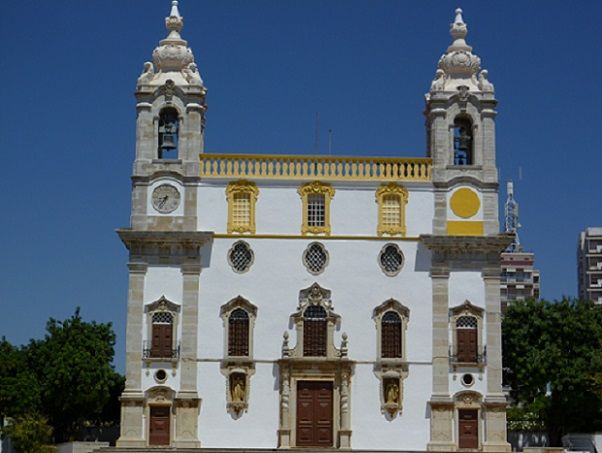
425;9;499;236
130;1;207;230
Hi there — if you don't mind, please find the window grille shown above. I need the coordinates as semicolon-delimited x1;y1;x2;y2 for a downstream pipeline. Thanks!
228;308;250;356
228;241;254;273
379;244;404;275
232;193;251;227
382;195;401;227
381;311;402;358
303;242;328;275
303;305;327;356
152;312;173;324
307;194;326;227
456;316;477;329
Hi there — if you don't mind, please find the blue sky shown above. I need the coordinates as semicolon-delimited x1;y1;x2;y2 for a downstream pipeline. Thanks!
1;1;601;372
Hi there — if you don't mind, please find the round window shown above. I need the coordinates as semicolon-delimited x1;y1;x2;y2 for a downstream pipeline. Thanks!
461;373;474;387
228;241;254;273
154;369;168;383
379;244;404;276
303;242;329;275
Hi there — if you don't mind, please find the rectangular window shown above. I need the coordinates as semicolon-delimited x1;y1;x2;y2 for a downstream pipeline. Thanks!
382;194;401;227
303;319;327;357
232;192;251;227
381;322;402;358
307;194;325;227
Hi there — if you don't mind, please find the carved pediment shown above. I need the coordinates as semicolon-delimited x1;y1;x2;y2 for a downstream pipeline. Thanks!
292;283;339;323
145;295;180;313
373;298;410;320
449;300;483;317
220;295;257;318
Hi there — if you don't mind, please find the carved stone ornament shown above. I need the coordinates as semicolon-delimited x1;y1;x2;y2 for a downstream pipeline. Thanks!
152;1;195;73
137;61;155;86
298;282;333;311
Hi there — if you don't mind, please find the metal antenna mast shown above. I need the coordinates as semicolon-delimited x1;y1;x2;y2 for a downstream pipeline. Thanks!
504;181;521;252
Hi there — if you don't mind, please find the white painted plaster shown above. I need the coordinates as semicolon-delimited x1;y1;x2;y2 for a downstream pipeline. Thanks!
448;271;485;309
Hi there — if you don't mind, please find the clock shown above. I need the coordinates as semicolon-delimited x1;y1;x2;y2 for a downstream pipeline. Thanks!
151;184;181;213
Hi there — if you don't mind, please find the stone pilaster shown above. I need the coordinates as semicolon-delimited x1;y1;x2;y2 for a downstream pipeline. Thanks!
338;370;352;449
482;402;511;452
431;266;450;398
173;396;202;448
116;262;147;447
427;401;455;452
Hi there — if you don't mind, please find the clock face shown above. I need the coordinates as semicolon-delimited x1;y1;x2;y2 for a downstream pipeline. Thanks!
151;184;181;214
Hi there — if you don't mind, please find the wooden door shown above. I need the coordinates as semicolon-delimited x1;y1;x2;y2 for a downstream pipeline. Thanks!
457;329;477;363
296;381;333;447
149;405;170;446
458;409;478;449
151;324;172;358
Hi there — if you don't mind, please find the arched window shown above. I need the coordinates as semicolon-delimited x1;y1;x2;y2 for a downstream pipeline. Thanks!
151;311;174;358
158;108;179;159
381;311;402;358
456;316;478;363
228;308;250;356
303;305;327;357
453;116;473;166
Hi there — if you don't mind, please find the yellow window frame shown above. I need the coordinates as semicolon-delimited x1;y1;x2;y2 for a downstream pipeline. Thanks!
226;180;259;234
375;183;408;236
298;181;335;235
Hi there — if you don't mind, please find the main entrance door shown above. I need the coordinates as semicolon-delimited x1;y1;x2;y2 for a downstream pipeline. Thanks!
149;405;170;446
458;409;478;449
296;380;333;447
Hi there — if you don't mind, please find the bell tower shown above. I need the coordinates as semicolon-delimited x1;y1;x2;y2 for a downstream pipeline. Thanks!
130;0;207;230
425;9;498;236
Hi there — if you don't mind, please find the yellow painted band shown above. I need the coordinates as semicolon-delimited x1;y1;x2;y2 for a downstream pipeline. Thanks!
447;221;484;236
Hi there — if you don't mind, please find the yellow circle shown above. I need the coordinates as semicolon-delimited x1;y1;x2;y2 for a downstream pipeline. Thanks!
450;188;480;218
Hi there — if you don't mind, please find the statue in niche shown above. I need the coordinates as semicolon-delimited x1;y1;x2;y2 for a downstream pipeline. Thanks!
231;374;246;403
478;69;494;92
385;381;399;404
430;69;446;92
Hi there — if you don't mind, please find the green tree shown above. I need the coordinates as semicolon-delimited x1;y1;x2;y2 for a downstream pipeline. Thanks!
26;308;121;442
503;298;602;445
2;414;53;453
0;338;41;422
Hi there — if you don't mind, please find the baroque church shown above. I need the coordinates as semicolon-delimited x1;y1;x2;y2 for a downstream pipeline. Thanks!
117;2;511;451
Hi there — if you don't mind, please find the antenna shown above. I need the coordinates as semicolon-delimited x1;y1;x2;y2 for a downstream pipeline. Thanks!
328;129;332;155
314;112;320;152
504;180;521;252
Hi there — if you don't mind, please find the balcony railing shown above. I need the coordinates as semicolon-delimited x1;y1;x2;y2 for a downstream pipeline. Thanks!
142;341;180;360
449;346;487;366
199;153;432;182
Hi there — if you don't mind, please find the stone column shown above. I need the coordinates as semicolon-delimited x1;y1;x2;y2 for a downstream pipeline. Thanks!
428;264;455;451
116;262;147;447
338;369;352;449
278;368;291;447
482;266;511;452
174;262;201;447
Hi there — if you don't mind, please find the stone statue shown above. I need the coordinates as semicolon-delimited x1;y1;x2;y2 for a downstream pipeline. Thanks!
137;61;155;86
231;376;246;402
430;69;446;92
478;69;494;92
385;382;399;404
183;62;203;86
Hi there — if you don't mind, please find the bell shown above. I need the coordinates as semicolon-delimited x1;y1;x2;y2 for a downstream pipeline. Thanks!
160;133;177;150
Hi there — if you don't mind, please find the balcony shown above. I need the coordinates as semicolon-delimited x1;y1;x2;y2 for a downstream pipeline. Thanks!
199;153;432;182
449;346;487;369
142;341;180;361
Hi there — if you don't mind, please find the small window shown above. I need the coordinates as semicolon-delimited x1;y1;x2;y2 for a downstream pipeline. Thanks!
381;311;402;358
379;244;404;276
453;116;473;166
303;242;329;275
226;181;259;234
151;312;174;358
303;305;327;357
375;183;408;236
158;108;179;159
228;241;254;273
228;308;250;357
298;182;335;235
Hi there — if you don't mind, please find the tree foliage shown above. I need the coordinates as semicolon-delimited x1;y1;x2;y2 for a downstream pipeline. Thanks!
503;298;602;444
0;309;124;443
2;414;54;453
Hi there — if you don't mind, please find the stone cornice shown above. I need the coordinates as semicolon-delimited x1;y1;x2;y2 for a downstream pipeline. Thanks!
420;234;513;256
117;229;212;261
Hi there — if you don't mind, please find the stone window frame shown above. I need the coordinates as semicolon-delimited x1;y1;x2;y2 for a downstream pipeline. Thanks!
219;296;258;418
378;243;405;276
298;181;335;236
302;242;330;275
144;296;181;364
227;240;255;274
375;183;408;237
449;300;485;370
284;283;342;359
226;180;259;234
372;299;410;419
453;390;483;451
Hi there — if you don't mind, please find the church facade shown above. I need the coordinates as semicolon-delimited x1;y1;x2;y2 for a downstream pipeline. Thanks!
116;2;511;451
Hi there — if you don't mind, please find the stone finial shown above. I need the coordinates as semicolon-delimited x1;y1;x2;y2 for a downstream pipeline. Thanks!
430;8;488;93
282;331;290;357
340;332;348;358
